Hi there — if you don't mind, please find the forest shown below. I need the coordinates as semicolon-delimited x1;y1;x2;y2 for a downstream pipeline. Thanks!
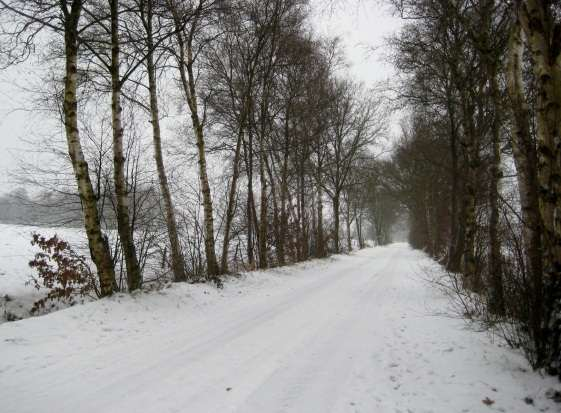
1;0;561;392
383;0;561;379
0;0;395;286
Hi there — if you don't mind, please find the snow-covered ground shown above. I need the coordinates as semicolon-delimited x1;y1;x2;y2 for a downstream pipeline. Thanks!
0;242;559;412
0;223;89;321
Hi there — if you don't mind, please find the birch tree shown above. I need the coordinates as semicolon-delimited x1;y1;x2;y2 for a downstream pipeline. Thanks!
508;0;561;374
165;0;222;278
108;0;142;291
130;0;188;282
0;0;117;296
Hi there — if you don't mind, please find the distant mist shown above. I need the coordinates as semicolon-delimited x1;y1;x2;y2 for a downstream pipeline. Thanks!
0;188;83;227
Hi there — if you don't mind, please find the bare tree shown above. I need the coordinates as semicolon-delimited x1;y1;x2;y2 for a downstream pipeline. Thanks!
132;0;188;282
166;0;220;278
0;0;117;296
321;81;385;253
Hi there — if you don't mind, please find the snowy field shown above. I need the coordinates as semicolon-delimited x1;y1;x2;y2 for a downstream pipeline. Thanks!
0;239;559;412
0;223;90;322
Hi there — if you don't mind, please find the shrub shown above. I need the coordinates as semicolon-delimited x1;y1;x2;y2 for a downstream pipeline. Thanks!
3;310;19;322
28;233;99;313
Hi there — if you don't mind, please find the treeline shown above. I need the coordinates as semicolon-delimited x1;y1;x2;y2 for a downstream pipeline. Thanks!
0;186;160;227
0;188;81;226
0;2;390;295
381;0;561;377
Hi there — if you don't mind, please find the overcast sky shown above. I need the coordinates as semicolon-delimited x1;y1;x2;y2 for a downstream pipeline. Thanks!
310;0;402;85
0;1;403;194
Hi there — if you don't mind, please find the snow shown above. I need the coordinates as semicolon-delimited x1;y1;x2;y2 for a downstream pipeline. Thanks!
0;242;559;412
0;223;90;321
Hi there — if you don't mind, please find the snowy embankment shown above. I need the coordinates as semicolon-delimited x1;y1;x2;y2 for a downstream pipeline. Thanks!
0;223;89;321
0;242;559;412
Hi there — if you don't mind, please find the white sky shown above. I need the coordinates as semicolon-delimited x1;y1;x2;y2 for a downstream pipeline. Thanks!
0;1;403;194
310;0;402;85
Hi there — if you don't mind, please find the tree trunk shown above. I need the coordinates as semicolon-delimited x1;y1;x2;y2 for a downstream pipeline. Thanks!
345;195;352;252
294;168;303;260
144;1;186;282
450;185;467;273
333;192;340;253
264;151;281;267
298;164;308;259
258;133;268;269
173;9;219;278
257;77;271;269
508;10;548;369
486;63;505;315
277;152;287;265
520;1;561;280
194;122;220;278
63;1;115;297
462;110;479;291
245;124;256;270
446;88;463;272
462;163;478;290
220;125;244;274
278;113;290;265
477;1;504;314
110;0;141;291
355;209;364;249
316;183;325;258
457;85;483;292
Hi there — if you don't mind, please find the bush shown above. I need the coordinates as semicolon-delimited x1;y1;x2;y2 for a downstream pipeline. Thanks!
28;233;99;313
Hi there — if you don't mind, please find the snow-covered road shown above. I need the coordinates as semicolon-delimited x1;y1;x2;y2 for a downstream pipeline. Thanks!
0;244;558;412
